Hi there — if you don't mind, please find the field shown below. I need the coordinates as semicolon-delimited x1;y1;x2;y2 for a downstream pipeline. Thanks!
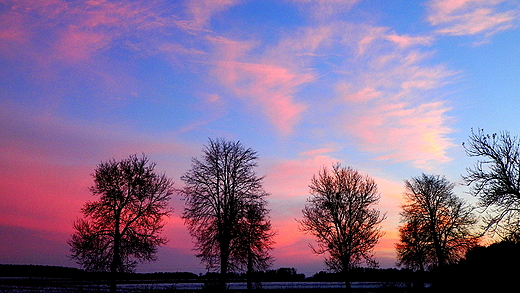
0;265;436;292
0;279;430;293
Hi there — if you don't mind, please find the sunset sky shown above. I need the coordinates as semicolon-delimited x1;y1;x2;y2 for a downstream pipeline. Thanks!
1;0;519;276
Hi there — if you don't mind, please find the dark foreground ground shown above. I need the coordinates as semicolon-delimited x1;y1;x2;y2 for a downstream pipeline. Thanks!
1;263;513;292
0;278;432;293
0;265;435;292
0;285;430;293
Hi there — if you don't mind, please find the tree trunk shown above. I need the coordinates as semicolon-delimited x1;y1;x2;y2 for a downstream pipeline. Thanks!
414;265;425;290
220;245;229;293
432;233;445;267
343;270;351;293
247;245;253;291
110;219;121;293
342;257;351;293
110;241;120;293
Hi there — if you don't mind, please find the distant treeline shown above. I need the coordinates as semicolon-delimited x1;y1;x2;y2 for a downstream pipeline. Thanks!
0;264;423;283
3;239;519;291
0;264;84;278
434;241;520;291
0;264;197;280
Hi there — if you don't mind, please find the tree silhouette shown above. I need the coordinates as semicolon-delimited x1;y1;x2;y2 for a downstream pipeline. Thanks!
298;163;385;291
396;218;431;272
69;154;173;292
463;128;520;240
235;201;275;291
396;174;479;271
179;138;273;292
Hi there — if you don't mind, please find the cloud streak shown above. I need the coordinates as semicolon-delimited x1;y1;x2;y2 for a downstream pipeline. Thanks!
208;35;315;135
178;0;243;31
288;21;458;169
214;60;313;135
427;0;519;38
288;0;361;19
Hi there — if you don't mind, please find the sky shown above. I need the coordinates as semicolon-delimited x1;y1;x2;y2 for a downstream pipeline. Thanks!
0;0;519;276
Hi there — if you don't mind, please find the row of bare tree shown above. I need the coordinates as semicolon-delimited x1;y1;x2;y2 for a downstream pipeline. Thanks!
68;129;520;292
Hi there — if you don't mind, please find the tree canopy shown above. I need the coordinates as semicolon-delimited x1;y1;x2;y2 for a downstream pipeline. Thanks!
396;174;479;270
463;129;520;240
299;163;385;289
179;138;274;290
69;154;173;291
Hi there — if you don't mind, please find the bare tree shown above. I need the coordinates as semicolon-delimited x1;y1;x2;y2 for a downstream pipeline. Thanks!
179;138;273;291
234;201;275;291
298;163;385;290
395;217;431;272
463;128;520;240
397;174;479;270
69;154;173;292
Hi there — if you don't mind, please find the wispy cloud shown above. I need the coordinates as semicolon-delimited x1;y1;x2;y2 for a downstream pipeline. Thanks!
177;0;243;31
427;0;519;39
0;0;460;167
209;35;315;135
214;60;313;135
215;15;457;167
321;18;458;170
338;46;457;168
1;0;172;60
265;149;339;198
288;0;361;19
385;34;435;48
293;21;458;169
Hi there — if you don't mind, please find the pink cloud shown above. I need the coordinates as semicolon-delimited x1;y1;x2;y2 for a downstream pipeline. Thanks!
55;28;112;62
385;34;435;48
290;26;334;53
329;23;433;58
264;149;339;198
344;87;383;103
0;0;191;63
356;26;389;56
0;10;27;45
427;0;518;38
209;34;315;135
52;0;174;61
174;0;242;32
227;19;458;168
206;24;351;135
271;219;322;270
346;101;454;169
0;154;91;234
215;61;312;135
0;1;216;109
289;0;361;19
332;25;457;168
